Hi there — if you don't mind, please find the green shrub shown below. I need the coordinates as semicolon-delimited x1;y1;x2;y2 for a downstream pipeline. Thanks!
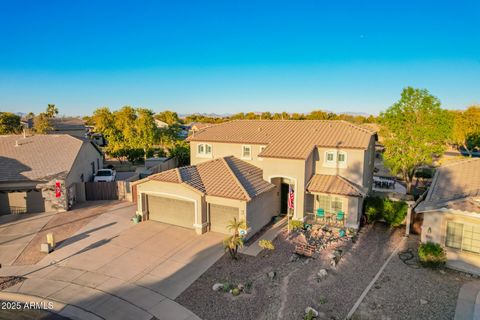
418;242;446;268
222;282;231;292
259;239;275;251
289;220;304;231
304;310;315;320
415;167;435;179
364;197;407;227
231;288;240;296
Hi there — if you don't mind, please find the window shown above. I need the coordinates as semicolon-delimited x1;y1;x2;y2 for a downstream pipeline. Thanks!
338;152;346;163
326;152;335;163
242;145;252;159
91;162;95;175
197;143;212;157
446;221;480;254
316;195;343;213
258;146;267;161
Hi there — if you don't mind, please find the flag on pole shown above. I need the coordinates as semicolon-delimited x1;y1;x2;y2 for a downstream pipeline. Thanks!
287;185;294;209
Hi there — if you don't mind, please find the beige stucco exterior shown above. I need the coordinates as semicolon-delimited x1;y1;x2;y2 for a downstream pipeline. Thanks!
422;209;480;274
190;137;375;226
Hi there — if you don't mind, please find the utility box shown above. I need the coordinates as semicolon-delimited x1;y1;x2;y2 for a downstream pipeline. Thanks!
46;233;55;249
40;243;52;253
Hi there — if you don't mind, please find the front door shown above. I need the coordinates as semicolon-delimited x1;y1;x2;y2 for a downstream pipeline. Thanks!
280;183;289;214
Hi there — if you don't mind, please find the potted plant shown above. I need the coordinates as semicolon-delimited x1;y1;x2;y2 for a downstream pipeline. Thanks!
132;214;141;224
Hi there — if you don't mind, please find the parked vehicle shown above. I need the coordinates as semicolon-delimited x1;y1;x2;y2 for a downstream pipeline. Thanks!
93;169;116;182
459;146;480;158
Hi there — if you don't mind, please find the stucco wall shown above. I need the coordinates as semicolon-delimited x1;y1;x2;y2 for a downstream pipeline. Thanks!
65;142;103;187
362;136;376;192
190;141;266;166
315;147;365;186
246;189;277;236
421;210;480;273
135;180;206;232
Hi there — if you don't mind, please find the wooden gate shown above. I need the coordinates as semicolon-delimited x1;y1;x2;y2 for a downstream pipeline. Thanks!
85;182;121;201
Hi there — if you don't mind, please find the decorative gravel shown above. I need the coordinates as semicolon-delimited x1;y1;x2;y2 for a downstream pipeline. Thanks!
176;223;405;320
354;235;475;320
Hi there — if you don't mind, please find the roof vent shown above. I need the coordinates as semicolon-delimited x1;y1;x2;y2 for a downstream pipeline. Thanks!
258;127;262;132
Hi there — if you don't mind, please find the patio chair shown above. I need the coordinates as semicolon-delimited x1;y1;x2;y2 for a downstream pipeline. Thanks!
316;208;325;222
336;211;345;225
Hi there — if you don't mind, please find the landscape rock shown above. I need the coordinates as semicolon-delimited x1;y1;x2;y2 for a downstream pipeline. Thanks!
330;259;337;269
212;283;224;291
237;283;244;291
305;307;319;317
268;271;276;280
420;299;428;305
317;269;328;280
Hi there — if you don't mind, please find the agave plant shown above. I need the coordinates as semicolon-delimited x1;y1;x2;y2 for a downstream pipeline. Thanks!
223;218;246;259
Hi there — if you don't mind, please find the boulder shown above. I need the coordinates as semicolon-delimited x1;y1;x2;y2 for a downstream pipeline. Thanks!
305;307;319;317
317;269;328;280
268;271;276;280
212;283;224;291
237;283;245;291
420;299;428;305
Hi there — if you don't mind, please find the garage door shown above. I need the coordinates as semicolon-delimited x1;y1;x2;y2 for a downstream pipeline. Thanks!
210;204;239;234
148;195;195;229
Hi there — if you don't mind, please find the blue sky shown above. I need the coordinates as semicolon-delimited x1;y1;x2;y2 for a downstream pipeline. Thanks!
0;0;479;116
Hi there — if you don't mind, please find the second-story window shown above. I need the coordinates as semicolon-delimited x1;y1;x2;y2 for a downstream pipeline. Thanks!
326;152;335;163
242;145;252;159
197;143;212;157
338;152;347;164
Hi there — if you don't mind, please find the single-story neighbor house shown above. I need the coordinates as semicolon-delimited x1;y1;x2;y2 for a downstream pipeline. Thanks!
134;120;376;237
0;134;103;215
50;117;87;138
416;158;480;274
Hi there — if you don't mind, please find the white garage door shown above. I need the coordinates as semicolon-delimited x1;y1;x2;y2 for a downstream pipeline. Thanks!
148;195;195;229
210;204;239;234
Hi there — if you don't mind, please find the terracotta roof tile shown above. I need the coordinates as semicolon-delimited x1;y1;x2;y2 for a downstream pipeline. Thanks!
148;156;275;201
417;158;480;212
188;120;375;159
306;174;364;197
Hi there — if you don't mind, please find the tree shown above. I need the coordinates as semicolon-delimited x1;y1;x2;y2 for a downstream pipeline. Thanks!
379;87;452;194
168;141;190;166
0;112;22;134
134;108;158;158
223;218;247;259
34;112;53;134
46;104;58;118
451;106;480;156
155;110;179;125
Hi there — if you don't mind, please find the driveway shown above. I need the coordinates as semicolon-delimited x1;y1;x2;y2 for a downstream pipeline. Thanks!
1;202;225;319
0;211;56;266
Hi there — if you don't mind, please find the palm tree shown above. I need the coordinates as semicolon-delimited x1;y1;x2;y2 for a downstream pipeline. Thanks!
223;218;247;259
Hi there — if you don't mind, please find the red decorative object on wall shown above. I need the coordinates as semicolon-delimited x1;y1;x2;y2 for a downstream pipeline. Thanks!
55;181;61;198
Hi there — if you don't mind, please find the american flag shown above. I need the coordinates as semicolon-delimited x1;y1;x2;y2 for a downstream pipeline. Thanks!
287;185;294;209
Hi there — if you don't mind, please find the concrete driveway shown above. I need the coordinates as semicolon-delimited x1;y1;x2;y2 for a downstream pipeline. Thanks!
1;203;225;319
39;211;225;300
0;211;56;266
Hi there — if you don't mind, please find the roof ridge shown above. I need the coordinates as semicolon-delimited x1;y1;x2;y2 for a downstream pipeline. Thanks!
337;175;364;194
221;156;251;201
175;168;182;183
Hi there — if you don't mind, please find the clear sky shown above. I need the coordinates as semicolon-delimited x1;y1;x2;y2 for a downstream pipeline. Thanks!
0;0;479;116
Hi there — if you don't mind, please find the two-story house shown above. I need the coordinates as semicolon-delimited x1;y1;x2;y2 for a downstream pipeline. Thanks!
134;120;376;237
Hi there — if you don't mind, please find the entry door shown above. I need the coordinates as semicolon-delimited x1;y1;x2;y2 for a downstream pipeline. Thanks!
280;183;289;214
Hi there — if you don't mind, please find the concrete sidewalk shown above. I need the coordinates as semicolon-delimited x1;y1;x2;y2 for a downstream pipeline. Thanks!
240;217;286;256
1;268;200;320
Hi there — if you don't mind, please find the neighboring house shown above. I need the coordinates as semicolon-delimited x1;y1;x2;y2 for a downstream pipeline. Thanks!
416;158;480;274
155;119;169;129
188;122;214;135
0;135;103;215
134;120;376;237
51;117;87;138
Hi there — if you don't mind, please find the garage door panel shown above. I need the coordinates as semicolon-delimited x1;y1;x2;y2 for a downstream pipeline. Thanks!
210;204;239;234
148;195;195;229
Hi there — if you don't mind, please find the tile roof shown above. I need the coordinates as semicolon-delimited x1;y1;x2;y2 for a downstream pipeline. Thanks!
187;120;375;159
0;134;90;182
148;156;275;201
416;158;480;212
306;174;365;197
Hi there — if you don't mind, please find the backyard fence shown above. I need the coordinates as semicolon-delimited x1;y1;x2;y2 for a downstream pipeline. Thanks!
83;181;127;201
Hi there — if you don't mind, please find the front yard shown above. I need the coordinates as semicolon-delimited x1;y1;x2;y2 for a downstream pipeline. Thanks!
176;224;475;320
